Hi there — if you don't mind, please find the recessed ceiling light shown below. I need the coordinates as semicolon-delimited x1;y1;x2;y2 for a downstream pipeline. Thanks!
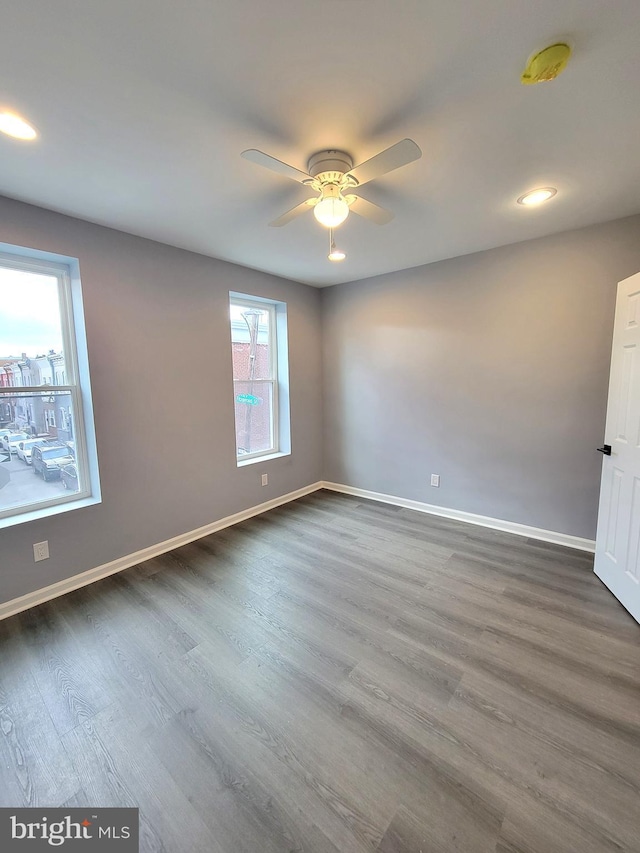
328;247;346;262
517;187;557;206
0;112;37;140
327;230;346;261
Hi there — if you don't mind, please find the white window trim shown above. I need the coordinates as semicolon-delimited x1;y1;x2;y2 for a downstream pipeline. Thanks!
0;246;101;528
230;292;290;466
237;449;290;467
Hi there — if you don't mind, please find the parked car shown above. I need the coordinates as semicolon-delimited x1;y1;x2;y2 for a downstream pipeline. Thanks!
16;438;47;464
60;462;79;491
1;432;29;454
32;444;75;480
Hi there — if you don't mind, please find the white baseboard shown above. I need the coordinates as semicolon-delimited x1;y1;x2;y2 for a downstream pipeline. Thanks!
321;481;596;554
1;478;594;623
0;482;323;623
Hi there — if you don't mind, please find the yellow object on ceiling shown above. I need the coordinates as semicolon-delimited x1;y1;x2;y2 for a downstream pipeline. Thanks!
521;43;572;85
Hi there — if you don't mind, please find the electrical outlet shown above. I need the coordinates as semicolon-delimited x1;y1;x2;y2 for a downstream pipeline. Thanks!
261;473;268;486
33;541;49;562
430;474;440;487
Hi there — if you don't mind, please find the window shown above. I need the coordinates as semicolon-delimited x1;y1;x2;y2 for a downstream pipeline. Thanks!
0;246;100;527
229;293;290;463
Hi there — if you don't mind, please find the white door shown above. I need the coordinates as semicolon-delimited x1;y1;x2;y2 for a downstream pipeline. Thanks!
594;272;640;623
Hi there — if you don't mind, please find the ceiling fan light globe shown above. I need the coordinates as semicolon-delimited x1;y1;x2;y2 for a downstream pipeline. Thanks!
313;196;349;228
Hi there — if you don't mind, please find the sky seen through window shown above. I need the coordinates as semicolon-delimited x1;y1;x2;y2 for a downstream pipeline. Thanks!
0;268;63;357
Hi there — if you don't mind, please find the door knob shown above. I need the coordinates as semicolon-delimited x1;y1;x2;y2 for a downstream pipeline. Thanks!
597;444;612;456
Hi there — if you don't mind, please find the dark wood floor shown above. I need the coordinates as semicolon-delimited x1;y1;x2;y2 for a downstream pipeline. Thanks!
1;490;639;852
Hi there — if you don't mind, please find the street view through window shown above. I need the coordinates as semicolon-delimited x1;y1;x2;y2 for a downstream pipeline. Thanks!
230;300;277;459
0;264;80;516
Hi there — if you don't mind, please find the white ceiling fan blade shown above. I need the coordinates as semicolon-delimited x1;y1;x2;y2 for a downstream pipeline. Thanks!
269;197;317;227
242;149;313;184
346;195;394;225
345;139;422;187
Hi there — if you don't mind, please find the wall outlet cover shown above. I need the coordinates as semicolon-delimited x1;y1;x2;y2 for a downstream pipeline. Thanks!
33;541;50;561
430;474;440;487
261;473;268;486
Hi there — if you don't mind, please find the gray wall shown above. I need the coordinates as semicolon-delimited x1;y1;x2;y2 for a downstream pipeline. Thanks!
2;198;639;609
322;215;640;540
0;196;322;605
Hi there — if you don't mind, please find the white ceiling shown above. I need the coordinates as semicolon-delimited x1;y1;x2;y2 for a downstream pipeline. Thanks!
1;0;639;286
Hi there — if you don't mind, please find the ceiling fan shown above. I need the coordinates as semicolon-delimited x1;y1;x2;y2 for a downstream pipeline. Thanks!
241;139;422;229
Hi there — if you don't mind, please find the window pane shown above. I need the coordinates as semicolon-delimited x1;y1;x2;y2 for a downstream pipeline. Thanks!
234;380;274;456
230;303;272;381
0;390;80;515
0;266;66;387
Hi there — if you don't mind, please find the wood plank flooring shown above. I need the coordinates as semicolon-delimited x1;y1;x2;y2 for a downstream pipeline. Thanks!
1;489;639;852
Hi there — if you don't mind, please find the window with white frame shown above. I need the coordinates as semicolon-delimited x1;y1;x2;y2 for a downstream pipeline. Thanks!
0;247;100;526
229;294;290;462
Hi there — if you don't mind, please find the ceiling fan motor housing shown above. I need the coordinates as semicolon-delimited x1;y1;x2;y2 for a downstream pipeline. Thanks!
307;150;354;184
241;138;421;229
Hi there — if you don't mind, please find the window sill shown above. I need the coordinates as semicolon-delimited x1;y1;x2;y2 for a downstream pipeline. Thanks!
237;450;291;468
0;494;101;530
